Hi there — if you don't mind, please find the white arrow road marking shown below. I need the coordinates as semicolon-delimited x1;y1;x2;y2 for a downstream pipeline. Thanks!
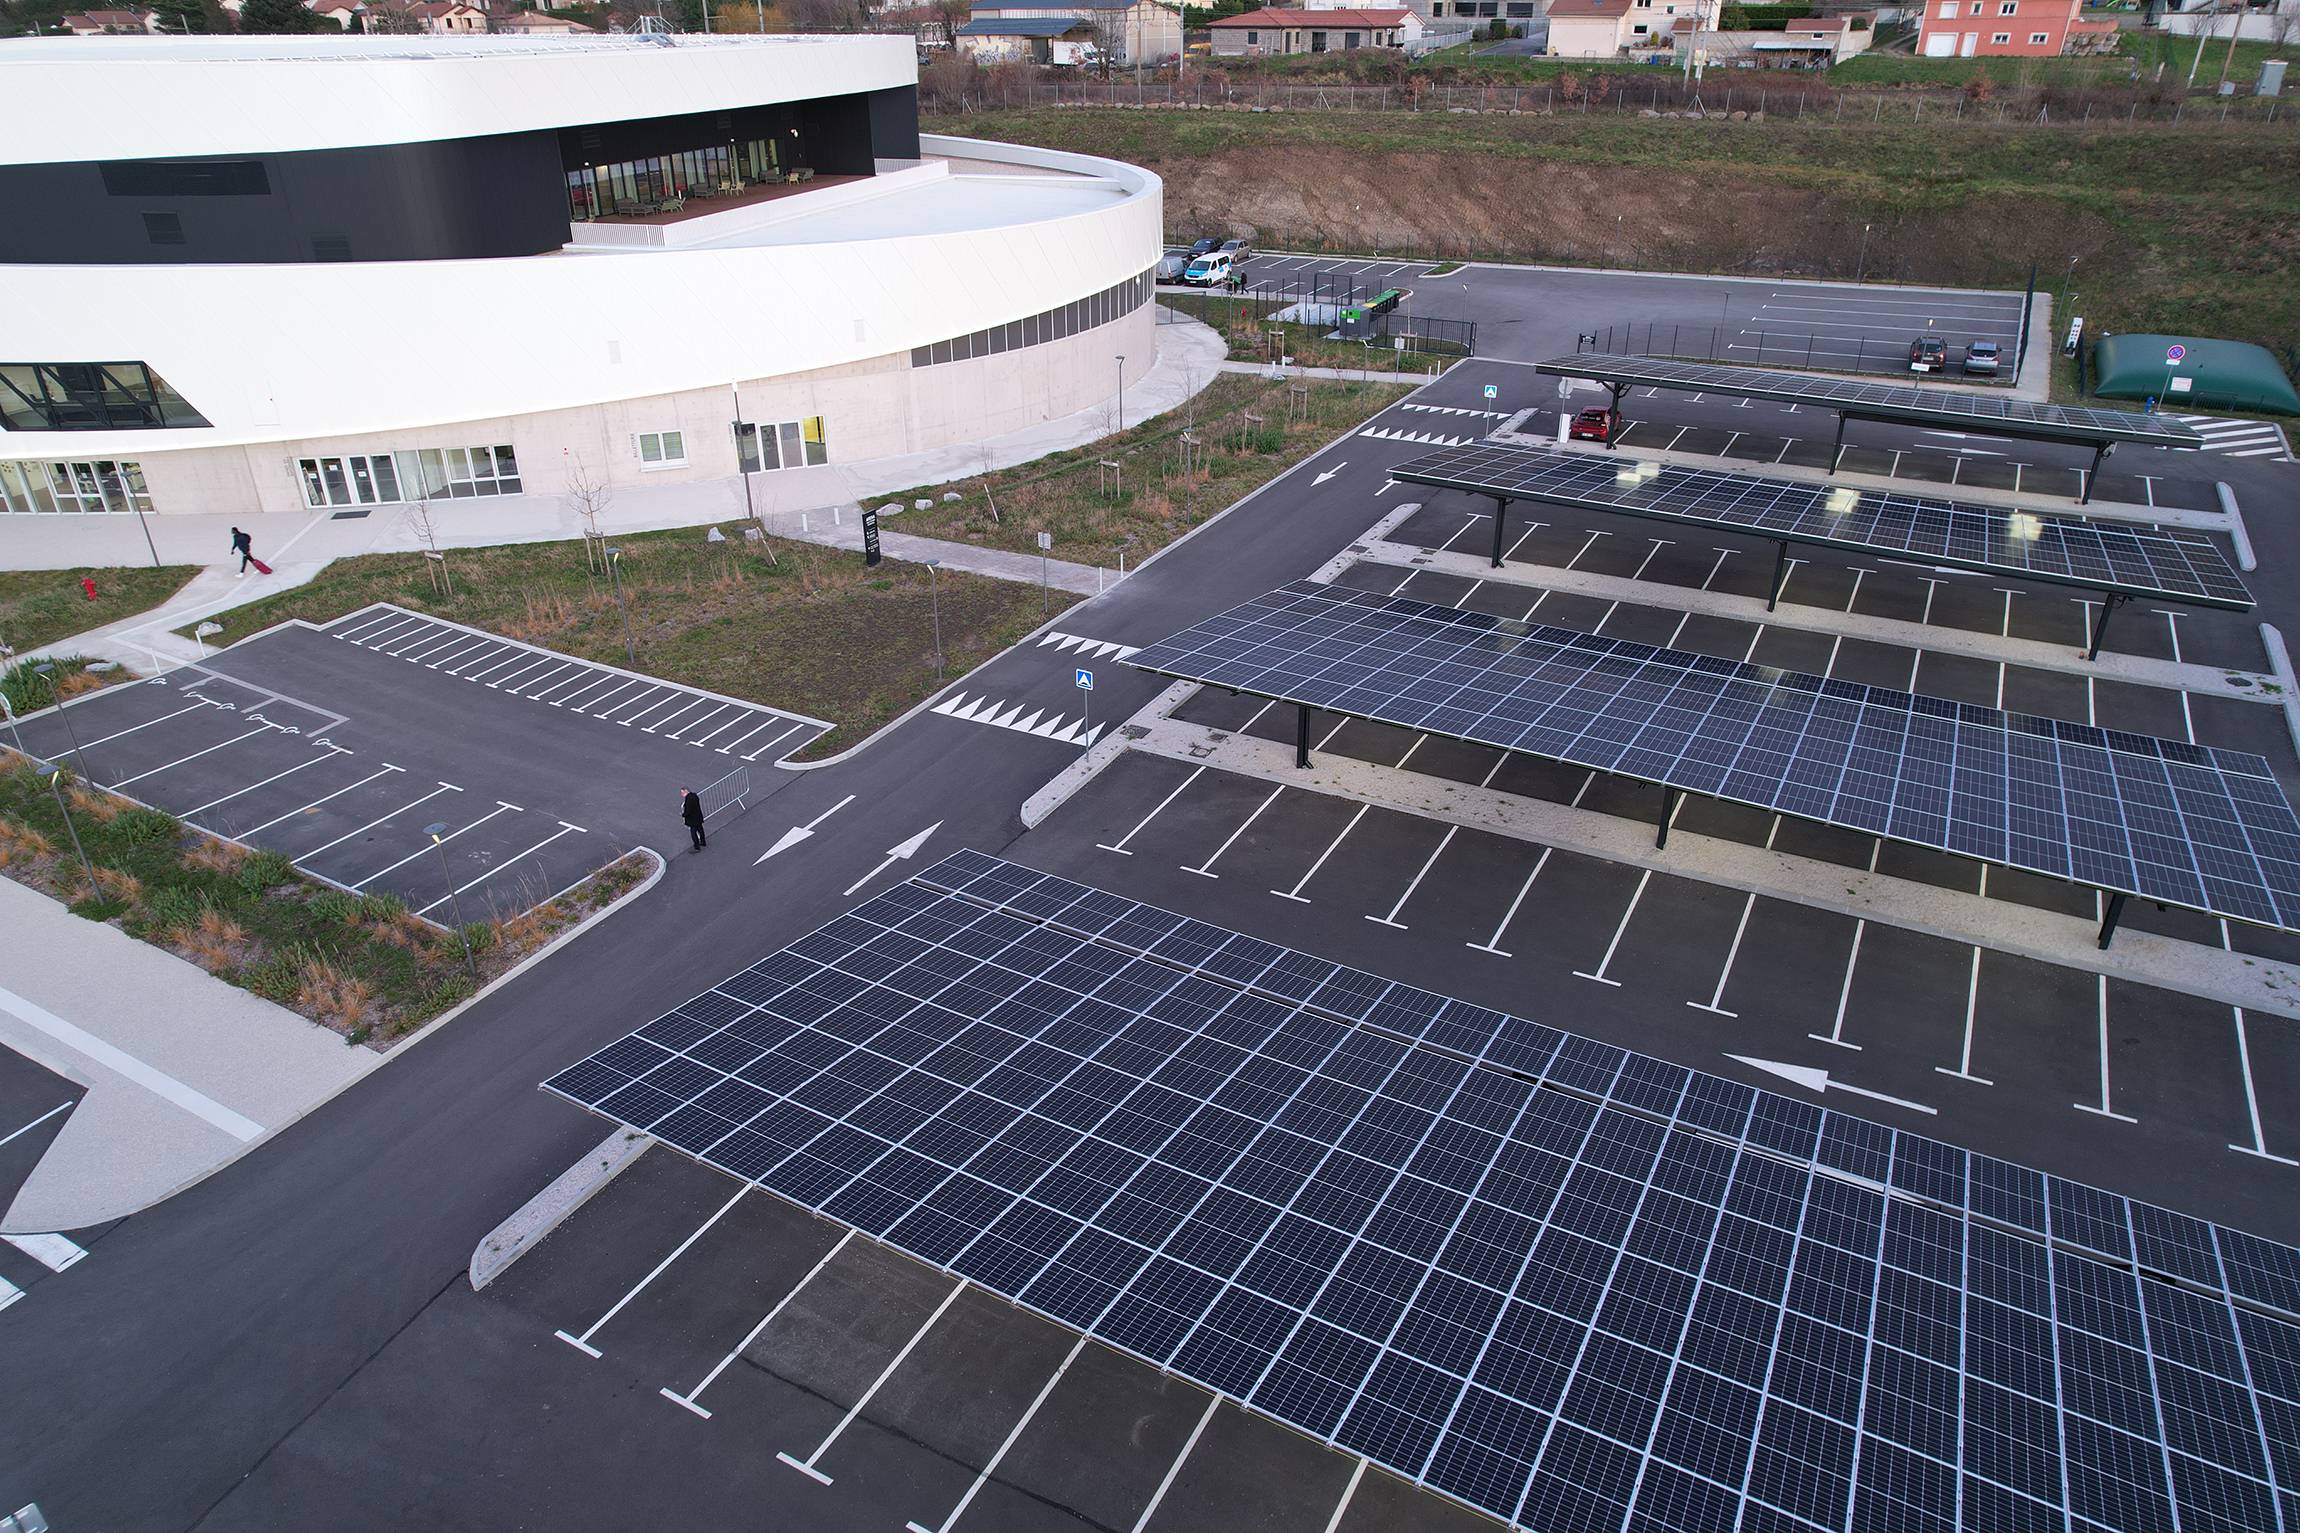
842;822;942;898
1729;1055;1937;1116
1313;461;1347;486
756;794;857;864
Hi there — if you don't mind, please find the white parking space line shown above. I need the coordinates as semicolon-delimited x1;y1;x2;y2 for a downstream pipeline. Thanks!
0;1101;72;1151
296;782;458;861
506;662;579;698
236;764;403;837
73;700;218;752
677;707;745;745
903;1332;1089;1533
1367;824;1457;930
621;691;696;729
1935;943;1996;1086
597;683;672;722
712;712;788;754
336;610;413;642
661;1229;855;1419
442;643;514;677
2228;1007;2298;1165
1101;765;1207;856
109;722;280;790
2073;975;2137;1123
1574;867;1654;987
1126;1393;1222;1533
565;676;644;715
1183;785;1285;879
401;630;475;664
556;1184;750;1359
1690;819;1783;1017
646;698;721;736
484;655;557;691
4;1232;86;1273
1470;847;1554;959
532;667;609;705
778;1279;969;1485
181;744;351;818
1318;1459;1370;1533
1272;802;1371;903
350;802;518;890
415;822;582;915
740;721;811;762
464;649;535;685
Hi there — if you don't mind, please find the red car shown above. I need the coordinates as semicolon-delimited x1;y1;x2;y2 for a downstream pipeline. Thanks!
1568;407;1614;443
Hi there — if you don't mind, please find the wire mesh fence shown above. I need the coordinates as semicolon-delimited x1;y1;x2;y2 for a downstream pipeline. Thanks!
1580;322;2013;383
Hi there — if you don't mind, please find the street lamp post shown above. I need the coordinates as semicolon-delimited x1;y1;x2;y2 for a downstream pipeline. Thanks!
1115;355;1127;433
46;765;97;892
423;821;480;982
1854;222;1871;285
924;559;945;683
602;546;637;666
31;664;90;777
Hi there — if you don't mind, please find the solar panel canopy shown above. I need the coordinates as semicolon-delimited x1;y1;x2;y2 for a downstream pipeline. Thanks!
1531;354;2207;448
1389;441;2252;612
546;850;2300;1533
1125;581;2300;932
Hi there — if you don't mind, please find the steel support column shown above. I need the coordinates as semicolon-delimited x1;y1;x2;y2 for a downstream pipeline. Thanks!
1828;411;1851;475
2097;891;2128;949
1605;383;1627;449
2086;592;2129;662
1296;703;1311;768
1490;494;1508;569
2082;441;2110;505
1767;540;1793;612
1657;785;1681;849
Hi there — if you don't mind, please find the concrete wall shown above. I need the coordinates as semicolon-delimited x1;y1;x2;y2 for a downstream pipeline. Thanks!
127;300;1159;519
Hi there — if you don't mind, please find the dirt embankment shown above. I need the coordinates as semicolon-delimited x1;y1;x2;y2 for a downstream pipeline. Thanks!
1155;144;2118;289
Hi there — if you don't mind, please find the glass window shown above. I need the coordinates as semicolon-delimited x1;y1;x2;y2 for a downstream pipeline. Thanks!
322;458;350;505
637;430;685;467
1993;30;2010;40
802;416;827;466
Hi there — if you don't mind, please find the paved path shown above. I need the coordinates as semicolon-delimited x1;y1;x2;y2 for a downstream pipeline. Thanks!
0;877;373;1233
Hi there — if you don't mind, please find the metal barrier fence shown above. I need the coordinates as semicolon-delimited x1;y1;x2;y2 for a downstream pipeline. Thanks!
696;763;752;823
1580;323;2013;385
1381;313;1477;357
1243;272;1365;310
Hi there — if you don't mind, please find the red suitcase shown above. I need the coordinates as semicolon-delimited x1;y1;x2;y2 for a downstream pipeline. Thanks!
247;556;272;575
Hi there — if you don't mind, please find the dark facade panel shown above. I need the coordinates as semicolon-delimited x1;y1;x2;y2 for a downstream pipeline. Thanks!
0;132;571;265
866;85;922;162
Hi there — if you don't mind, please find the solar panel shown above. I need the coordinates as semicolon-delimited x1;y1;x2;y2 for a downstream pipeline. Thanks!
545;849;2300;1533
1390;441;2252;612
1124;581;2300;933
1532;354;2208;448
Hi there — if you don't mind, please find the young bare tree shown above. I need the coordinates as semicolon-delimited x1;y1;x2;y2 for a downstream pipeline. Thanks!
976;444;1003;525
563;452;613;575
405;498;454;599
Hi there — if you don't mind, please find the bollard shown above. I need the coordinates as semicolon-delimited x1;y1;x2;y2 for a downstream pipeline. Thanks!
81;576;98;601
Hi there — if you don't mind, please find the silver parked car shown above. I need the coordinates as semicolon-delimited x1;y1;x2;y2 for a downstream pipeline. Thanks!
1962;340;2001;377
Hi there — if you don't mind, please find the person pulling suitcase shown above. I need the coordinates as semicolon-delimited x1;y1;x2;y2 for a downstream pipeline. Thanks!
230;526;271;577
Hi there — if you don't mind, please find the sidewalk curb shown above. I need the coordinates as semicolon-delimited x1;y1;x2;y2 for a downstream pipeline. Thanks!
2261;624;2300;764
1020;680;1197;829
469;1126;651;1291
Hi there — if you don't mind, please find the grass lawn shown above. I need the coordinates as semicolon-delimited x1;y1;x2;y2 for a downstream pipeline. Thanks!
930;106;2300;403
0;564;199;656
881;372;1412;564
0;756;650;1045
181;527;1072;758
1162;292;1458;373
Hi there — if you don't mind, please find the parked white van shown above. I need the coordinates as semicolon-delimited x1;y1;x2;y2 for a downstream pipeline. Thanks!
1181;251;1234;287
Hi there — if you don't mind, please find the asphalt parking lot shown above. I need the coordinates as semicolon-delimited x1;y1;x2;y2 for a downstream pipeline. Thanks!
7;616;816;922
475;1141;1494;1533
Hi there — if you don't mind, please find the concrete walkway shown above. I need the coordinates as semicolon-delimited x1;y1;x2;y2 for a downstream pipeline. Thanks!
16;314;1226;671
1219;358;1446;384
0;876;374;1233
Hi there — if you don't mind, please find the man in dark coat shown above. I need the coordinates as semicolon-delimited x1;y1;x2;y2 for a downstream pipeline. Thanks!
230;526;256;576
681;787;707;850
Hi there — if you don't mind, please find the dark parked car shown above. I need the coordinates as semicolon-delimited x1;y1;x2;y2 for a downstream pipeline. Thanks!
1186;237;1221;258
1568;407;1614;443
1909;337;1948;373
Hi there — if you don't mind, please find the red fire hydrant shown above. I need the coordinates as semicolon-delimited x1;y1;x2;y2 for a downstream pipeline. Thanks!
81;576;98;601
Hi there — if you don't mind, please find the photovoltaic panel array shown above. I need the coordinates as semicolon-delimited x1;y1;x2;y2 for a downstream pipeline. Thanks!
1389;441;2252;612
1530;354;2208;448
545;849;2300;1533
1125;581;2300;931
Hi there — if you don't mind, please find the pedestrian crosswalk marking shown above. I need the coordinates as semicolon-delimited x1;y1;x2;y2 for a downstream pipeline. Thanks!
1400;403;1505;420
931;692;1102;747
2173;415;2293;461
1034;631;1139;660
3;1233;85;1273
1359;426;1474;447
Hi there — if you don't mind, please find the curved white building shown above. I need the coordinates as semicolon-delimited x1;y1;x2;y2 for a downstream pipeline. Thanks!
0;35;1162;521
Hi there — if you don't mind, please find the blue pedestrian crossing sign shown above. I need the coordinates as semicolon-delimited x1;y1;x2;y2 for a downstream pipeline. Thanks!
1483;384;1498;400
1075;668;1094;691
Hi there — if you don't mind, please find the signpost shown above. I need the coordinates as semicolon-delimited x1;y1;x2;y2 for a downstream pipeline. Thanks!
1037;530;1053;615
860;504;881;568
1483;384;1498;401
2162;343;2189;410
1076;667;1092;739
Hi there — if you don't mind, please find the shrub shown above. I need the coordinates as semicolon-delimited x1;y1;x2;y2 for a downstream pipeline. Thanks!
234;851;295;896
114;807;181;845
462;920;499;955
357;891;406;923
244;952;302;1002
308;889;361;924
143;886;205;931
